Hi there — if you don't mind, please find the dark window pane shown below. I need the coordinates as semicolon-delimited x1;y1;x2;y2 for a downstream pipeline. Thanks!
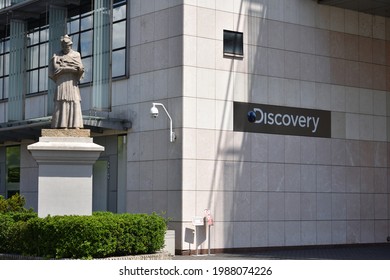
223;30;243;56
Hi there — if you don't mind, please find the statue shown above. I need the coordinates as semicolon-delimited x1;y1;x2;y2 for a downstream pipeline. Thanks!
49;35;84;129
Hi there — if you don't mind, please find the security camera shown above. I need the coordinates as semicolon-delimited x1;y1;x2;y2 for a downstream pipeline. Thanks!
150;105;159;118
150;102;176;142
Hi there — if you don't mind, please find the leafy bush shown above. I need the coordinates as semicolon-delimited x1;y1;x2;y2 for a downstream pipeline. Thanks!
0;212;167;259
0;193;32;213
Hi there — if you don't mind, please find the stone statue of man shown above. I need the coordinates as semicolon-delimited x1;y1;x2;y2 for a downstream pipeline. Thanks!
49;35;84;129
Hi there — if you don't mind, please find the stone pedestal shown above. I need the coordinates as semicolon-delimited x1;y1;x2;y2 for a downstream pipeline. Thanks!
27;129;104;218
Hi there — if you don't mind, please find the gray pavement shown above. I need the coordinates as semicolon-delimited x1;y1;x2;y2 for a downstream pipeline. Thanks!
173;244;390;260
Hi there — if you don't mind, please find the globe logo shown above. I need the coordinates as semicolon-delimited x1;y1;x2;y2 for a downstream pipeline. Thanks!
247;111;257;123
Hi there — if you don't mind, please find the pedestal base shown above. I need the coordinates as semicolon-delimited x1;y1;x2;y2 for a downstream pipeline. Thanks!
27;129;104;217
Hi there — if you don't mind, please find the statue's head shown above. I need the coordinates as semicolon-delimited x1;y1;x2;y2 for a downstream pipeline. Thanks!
61;35;73;54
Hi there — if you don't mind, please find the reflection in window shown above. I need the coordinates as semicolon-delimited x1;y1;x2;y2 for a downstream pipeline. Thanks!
112;49;126;77
29;45;39;69
112;0;127;78
81;15;93;31
39;68;48;91
80;30;93;57
113;4;126;21
3;76;8;98
4;53;9;75
39;43;48;67
29;70;38;93
113;21;126;49
0;78;3;99
223;30;244;57
0;38;9;99
82;56;92;83
6;146;20;198
26;26;49;94
68;19;80;34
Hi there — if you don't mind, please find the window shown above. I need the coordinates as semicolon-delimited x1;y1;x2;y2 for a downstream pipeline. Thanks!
223;30;244;57
27;26;49;94
6;145;20;198
0;38;9;99
67;10;94;84
112;1;127;77
67;0;127;83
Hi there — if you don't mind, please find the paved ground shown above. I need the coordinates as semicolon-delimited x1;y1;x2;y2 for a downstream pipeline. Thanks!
173;244;390;260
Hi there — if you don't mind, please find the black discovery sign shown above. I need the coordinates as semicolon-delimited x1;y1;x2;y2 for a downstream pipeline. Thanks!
233;102;331;138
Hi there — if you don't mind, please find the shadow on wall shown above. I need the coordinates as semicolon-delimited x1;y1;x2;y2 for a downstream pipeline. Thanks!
202;0;268;251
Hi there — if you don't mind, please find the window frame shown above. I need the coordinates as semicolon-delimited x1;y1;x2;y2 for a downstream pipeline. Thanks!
223;29;244;58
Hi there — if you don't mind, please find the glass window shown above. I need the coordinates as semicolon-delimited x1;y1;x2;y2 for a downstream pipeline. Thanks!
0;78;3;98
40;28;48;42
27;30;39;46
3;76;8;98
26;25;48;94
6;146;20;198
39;42;48;67
80;14;93;31
80;30;93;57
4;53;9;75
112;49;125;77
113;5;126;21
0;38;9;99
39;68;48;91
82;56;92;83
4;40;9;52
29;70;38;93
223;30;244;57
0;54;3;76
112;21;126;49
68;19;80;34
28;45;39;69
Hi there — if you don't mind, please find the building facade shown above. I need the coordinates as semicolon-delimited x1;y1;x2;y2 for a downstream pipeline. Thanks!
0;0;389;253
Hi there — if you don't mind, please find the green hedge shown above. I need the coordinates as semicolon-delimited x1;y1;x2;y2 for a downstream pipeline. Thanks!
0;212;167;259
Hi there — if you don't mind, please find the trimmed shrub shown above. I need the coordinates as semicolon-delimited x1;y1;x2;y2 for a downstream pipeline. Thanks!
0;194;37;254
0;212;167;259
0;193;32;213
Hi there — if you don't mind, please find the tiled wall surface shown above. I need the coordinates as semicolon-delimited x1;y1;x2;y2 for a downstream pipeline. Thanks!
127;0;390;251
